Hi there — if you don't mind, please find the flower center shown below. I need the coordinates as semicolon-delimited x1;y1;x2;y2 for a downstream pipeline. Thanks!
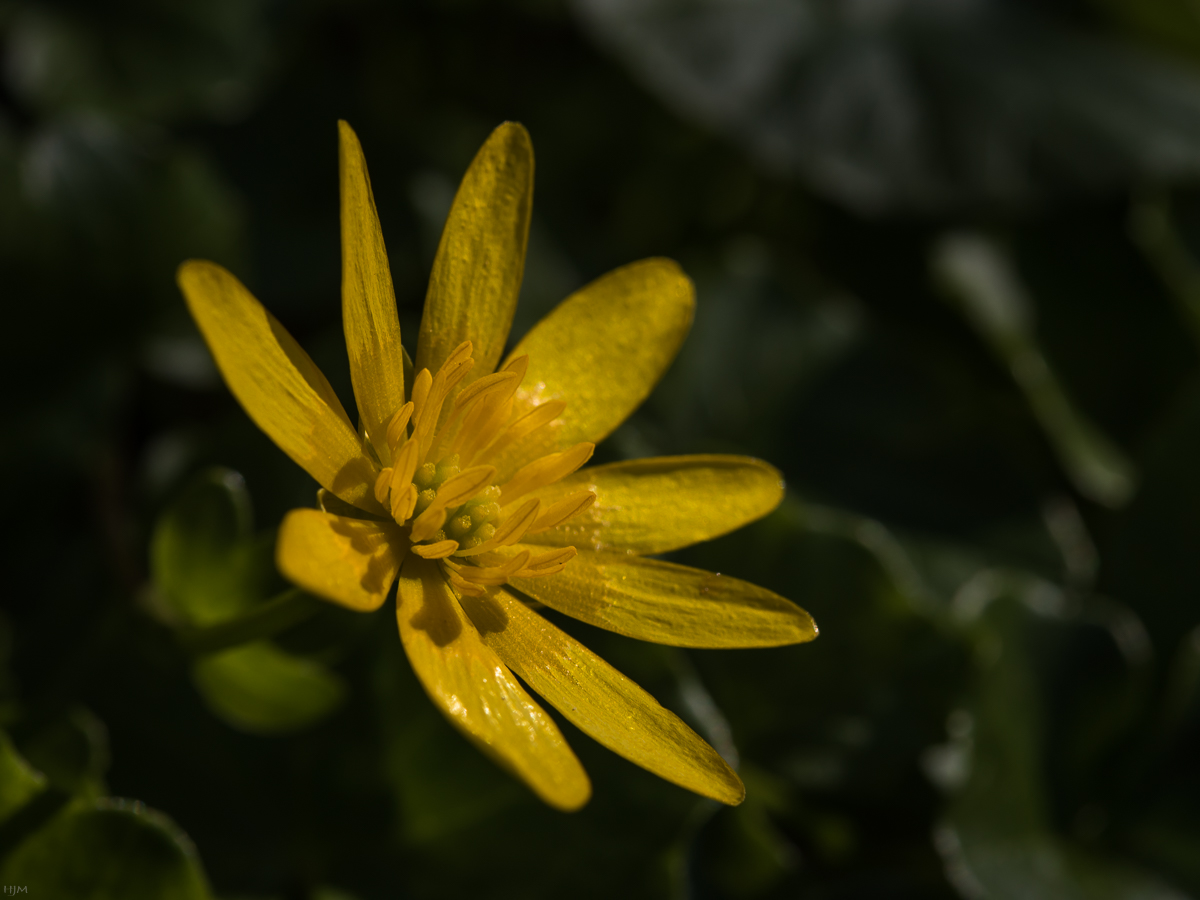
369;340;595;596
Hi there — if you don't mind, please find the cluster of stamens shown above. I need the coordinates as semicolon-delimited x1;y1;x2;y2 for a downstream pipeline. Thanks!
371;340;597;597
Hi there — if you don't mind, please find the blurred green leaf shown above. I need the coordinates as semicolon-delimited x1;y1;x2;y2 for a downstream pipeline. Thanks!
0;731;44;823
191;641;344;735
20;708;109;795
150;466;266;627
1108;378;1200;653
940;598;1188;899
0;798;212;899
707;765;797;897
934;233;1136;508
151;468;343;734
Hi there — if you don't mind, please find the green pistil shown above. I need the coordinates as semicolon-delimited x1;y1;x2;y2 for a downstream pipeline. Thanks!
409;457;502;548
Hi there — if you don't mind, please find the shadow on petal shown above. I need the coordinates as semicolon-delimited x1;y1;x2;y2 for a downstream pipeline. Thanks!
406;572;463;647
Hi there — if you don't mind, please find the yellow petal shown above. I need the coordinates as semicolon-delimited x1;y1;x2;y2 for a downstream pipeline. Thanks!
276;509;405;611
178;261;382;513
415;122;533;392
339;121;406;465
523;455;784;554
493;259;694;478
510;550;817;649
458;586;744;805
395;556;590;811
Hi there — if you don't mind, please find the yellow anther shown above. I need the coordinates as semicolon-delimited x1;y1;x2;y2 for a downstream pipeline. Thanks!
500;442;594;505
410;368;432;420
500;353;529;380
516;546;577;577
434;465;497;510
411;539;459;559
391;483;418;523
390;439;420;498
374;468;392;505
385;401;414;453
446;570;487;597
474;399;566;465
529;490;597;534
453;369;520;412
410;504;448;543
447;550;532;585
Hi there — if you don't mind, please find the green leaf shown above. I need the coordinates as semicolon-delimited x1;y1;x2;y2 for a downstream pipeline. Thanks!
0;731;45;824
0;798;211;899
151;467;275;627
19;708;109;794
940;598;1186;898
191;641;344;735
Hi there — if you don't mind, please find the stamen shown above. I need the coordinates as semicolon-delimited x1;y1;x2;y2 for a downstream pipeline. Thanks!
390;440;421;498
410;504;447;543
391;483;418;523
433;465;497;509
374;468;392;504
411;342;475;462
528;490;597;533
446;570;488;597
453;369;520;412
411;539;459;559
429;370;520;461
500;442;594;505
410;369;432;423
456;393;516;463
385;401;415;454
500;353;530;381
369;342;586;587
472;399;566;467
515;546;577;578
446;550;532;585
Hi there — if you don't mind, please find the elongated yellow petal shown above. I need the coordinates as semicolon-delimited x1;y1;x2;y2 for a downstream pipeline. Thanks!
416;122;533;392
276;510;405;611
395;556;590;811
523;455;784;554
458;586;744;805
493;259;694;479
510;550;816;648
178;261;382;513
339;121;406;465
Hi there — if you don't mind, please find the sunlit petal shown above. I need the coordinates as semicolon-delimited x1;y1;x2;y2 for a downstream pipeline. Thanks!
178;261;382;513
415;122;533;393
277;510;404;611
458;586;745;805
523;455;784;554
395;556;591;811
339;121;406;464
492;259;693;479
510;549;817;648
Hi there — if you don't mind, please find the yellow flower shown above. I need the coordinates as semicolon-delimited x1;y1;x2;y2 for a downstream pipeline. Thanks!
178;121;817;811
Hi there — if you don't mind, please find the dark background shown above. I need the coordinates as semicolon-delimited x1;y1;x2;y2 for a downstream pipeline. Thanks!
5;0;1200;897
